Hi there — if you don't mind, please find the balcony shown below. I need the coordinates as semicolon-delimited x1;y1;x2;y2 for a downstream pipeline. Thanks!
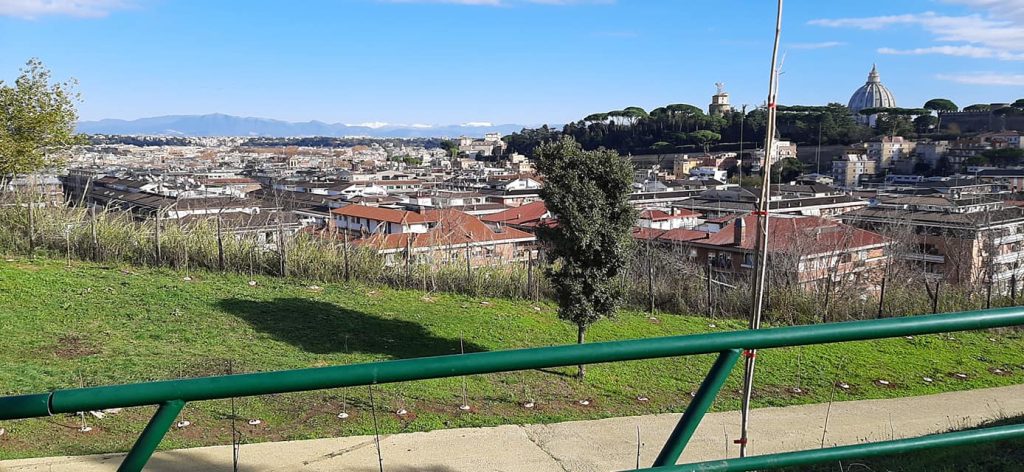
995;233;1024;245
904;253;945;264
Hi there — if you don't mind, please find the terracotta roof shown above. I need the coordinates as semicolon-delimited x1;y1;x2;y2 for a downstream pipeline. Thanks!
705;214;741;224
481;200;549;225
355;209;535;251
633;227;709;242
702;214;886;254
331;204;434;224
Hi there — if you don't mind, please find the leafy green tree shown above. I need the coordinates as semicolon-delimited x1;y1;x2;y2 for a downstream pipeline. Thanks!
1;58;81;175
1013;99;1024;110
923;98;958;113
981;148;1024;167
438;139;460;159
964;104;991;112
689;130;721;154
535;136;636;380
913;115;938;134
924;98;957;131
772;157;804;183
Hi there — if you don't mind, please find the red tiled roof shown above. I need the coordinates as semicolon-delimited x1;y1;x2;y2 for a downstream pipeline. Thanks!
702;214;886;254
355;209;535;251
705;214;741;224
633;227;710;242
481;200;549;225
330;204;434;224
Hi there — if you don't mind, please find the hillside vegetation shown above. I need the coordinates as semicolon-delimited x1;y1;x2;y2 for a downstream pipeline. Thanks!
1;258;1023;459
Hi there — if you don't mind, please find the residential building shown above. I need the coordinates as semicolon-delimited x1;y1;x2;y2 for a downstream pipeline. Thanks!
867;136;916;169
842;196;1024;287
637;213;889;288
832;150;877;189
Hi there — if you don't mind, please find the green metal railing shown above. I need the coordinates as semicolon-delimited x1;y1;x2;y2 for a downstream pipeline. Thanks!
2;307;1023;471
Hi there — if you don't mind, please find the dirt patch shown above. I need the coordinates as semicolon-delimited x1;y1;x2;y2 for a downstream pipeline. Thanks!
53;334;100;359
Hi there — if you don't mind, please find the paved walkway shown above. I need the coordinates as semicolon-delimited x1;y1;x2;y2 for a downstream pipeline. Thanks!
3;384;1023;472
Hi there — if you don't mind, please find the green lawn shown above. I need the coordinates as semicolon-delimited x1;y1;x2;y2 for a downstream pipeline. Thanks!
1;257;1023;460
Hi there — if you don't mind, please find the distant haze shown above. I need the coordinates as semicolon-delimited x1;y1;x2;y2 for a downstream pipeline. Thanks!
76;114;534;138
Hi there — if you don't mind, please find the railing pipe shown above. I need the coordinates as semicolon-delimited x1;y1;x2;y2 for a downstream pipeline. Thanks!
1;307;1022;420
637;422;1024;472
654;349;741;467
118;399;185;472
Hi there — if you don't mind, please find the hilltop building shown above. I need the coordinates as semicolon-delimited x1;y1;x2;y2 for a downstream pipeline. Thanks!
847;65;896;126
708;82;733;117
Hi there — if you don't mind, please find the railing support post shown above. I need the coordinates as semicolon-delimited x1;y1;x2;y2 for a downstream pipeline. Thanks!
118;399;185;472
654;349;741;467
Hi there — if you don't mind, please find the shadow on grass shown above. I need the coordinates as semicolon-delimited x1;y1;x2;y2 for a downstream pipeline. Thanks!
217;297;486;358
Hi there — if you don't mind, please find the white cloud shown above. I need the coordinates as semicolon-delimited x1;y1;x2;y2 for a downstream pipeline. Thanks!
880;45;1024;61
461;122;493;127
789;41;846;50
809;3;1024;60
0;0;132;18
936;73;1024;86
381;0;611;6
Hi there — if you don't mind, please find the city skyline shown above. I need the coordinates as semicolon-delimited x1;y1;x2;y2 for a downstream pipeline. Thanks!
2;0;1022;126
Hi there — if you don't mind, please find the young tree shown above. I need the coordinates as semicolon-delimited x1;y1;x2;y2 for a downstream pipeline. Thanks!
535;136;637;380
0;58;81;175
689;130;721;154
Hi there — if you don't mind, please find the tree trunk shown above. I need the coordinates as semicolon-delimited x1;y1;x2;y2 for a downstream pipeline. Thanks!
576;324;587;380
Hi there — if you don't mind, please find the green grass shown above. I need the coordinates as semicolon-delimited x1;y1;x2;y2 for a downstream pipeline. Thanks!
1;257;1023;460
787;417;1024;472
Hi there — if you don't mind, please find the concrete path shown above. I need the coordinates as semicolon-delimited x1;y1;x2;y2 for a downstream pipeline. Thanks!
3;384;1023;472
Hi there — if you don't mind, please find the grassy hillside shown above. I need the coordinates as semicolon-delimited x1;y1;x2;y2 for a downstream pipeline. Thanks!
1;257;1023;459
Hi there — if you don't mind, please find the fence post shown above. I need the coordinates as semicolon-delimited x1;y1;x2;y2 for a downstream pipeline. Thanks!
647;241;655;314
465;244;472;290
90;205;99;261
154;210;162;265
706;260;713;318
27;193;35;255
405;236;412;288
527;249;534;299
216;215;225;271
278;218;287;277
343;230;351;283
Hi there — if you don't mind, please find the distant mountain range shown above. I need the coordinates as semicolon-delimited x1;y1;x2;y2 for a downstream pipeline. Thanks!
76;114;533;138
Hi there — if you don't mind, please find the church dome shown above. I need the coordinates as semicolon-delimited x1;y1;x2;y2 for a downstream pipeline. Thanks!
847;65;896;116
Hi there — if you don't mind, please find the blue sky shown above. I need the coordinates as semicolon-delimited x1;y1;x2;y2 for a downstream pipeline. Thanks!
2;0;1022;126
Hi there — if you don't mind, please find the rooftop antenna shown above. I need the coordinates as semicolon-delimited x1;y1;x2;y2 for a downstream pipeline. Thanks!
737;0;783;458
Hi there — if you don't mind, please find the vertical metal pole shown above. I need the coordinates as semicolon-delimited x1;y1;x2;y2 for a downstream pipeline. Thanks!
118;400;185;472
653;349;741;467
739;0;784;458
